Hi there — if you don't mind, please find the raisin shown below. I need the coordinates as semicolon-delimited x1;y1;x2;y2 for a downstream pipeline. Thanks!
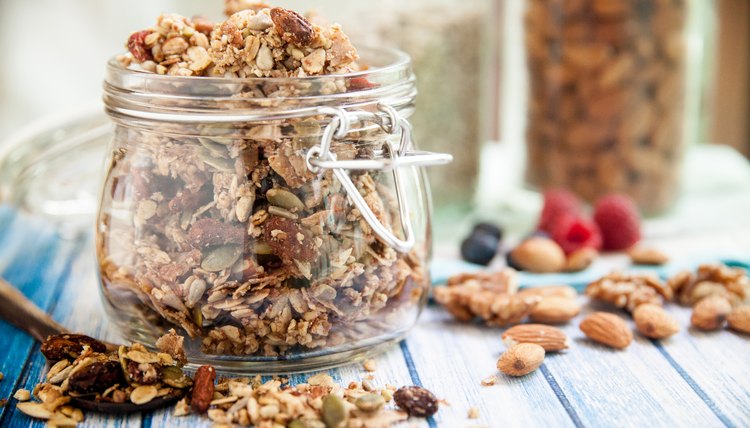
68;361;124;394
393;386;439;417
41;334;107;362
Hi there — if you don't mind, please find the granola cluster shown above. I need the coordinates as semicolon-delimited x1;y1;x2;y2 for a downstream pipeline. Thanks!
14;333;192;426
119;5;358;77
433;270;543;326
586;272;673;312
668;264;750;307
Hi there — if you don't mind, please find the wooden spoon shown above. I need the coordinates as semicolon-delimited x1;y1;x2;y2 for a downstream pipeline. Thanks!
0;277;186;413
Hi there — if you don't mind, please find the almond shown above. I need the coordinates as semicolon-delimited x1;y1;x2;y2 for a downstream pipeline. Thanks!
632;303;679;339
270;7;315;46
628;246;669;265
502;324;569;352
509;237;566;273
529;296;581;324
564;247;598;272
727;306;750;334
579;312;633;349
517;285;577;300
691;295;732;331
497;343;545;376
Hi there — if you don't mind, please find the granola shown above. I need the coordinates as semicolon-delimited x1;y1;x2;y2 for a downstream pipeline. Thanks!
119;6;358;78
100;4;428;361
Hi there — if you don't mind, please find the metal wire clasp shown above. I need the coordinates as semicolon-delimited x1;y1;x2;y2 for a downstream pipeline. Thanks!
305;103;451;253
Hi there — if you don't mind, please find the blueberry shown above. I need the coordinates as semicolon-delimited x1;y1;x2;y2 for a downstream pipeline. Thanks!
460;232;499;266
472;222;503;242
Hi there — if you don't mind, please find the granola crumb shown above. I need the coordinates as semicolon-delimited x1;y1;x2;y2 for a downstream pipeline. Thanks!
13;389;31;402
468;406;480;419
362;359;377;372
0;372;4;381
0;399;6;407
156;329;188;366
480;376;497;387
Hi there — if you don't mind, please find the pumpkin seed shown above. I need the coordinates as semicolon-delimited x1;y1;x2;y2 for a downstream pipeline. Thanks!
161;366;193;389
197;137;227;156
267;205;298;220
266;188;305;212
202;154;235;172
313;284;337;301
201;245;242;272
321;394;348;428
354;394;385;412
254;241;273;255
192;306;204;327
289;419;326;428
130;385;158;405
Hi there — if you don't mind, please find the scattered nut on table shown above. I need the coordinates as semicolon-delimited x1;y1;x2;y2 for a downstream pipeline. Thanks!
633;303;680;339
497;343;545;376
580;312;633;350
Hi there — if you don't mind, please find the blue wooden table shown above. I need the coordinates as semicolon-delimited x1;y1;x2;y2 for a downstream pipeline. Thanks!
1;203;749;428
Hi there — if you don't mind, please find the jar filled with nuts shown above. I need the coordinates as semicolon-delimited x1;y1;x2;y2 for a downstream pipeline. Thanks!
97;9;451;372
524;0;698;213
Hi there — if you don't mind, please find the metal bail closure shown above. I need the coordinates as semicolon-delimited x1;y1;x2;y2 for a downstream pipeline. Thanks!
305;105;429;253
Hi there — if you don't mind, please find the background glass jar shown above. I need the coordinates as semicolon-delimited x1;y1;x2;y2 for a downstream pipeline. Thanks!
523;0;699;214
98;47;450;372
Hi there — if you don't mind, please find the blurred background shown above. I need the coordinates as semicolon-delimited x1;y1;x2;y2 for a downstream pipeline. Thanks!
0;0;748;245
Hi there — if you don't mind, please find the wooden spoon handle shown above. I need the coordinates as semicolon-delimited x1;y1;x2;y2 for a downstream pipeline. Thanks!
0;277;67;342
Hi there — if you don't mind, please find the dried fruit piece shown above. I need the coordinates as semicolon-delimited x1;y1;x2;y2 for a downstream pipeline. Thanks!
727;306;750;334
188;218;245;248
579;312;633;349
322;394;348;427
262;216;316;263
190;365;216;414
633;304;679;339
502;324;569;351
127;30;153;62
628;246;669;265
393;386;439;417
691;295;732;331
497;343;545;376
41;334;107;361
529;296;581;324
270;7;315;46
508;237;566;273
68;361;124;394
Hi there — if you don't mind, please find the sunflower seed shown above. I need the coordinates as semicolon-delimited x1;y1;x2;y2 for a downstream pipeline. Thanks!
130;385;158;405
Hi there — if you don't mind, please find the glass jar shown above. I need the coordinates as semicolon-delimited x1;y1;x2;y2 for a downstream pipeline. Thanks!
97;47;451;372
523;0;694;214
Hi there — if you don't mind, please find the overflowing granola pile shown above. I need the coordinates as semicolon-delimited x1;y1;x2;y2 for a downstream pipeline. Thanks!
13;333;441;426
119;5;358;77
100;2;427;360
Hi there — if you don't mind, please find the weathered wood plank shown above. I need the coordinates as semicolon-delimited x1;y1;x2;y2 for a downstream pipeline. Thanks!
0;210;66;425
542;300;726;428
657;303;750;426
405;308;576;428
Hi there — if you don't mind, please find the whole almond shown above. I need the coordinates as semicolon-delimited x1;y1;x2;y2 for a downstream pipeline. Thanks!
628;246;669;265
691;295;732;331
727;306;750;334
529;296;581;324
509;237;566;273
517;285;578;300
579;312;633;349
564;247;598;272
497;343;545;376
190;365;216;414
502;324;569;351
632;303;680;339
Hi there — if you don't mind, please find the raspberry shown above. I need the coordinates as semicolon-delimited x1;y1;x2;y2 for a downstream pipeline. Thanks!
538;189;581;234
593;194;641;251
550;214;602;255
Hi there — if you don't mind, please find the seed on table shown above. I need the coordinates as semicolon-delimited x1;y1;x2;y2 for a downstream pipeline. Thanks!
321;394;348;428
355;393;385;412
13;389;31;401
